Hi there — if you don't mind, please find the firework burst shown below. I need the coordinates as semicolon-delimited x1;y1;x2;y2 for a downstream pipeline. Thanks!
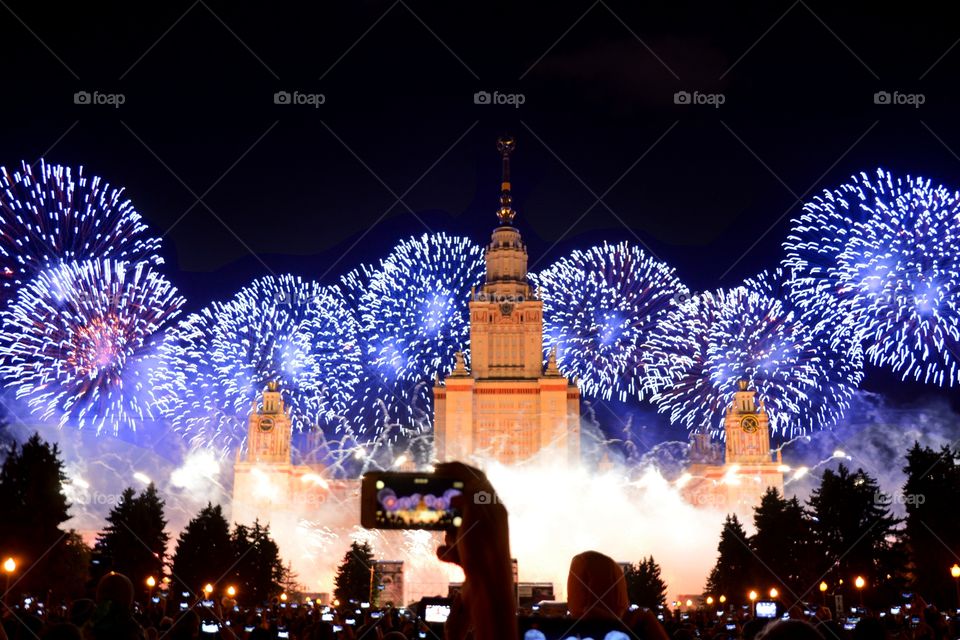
154;275;363;455
0;160;162;301
649;286;863;437
0;259;183;434
531;242;688;401
784;168;960;385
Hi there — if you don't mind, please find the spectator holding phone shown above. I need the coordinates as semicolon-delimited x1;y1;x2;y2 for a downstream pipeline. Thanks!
436;462;517;640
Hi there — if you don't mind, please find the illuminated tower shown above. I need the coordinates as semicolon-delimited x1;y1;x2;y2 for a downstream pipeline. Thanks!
682;380;784;511
433;137;581;465
245;381;292;463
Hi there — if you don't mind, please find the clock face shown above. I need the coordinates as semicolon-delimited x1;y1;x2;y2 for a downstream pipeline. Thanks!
740;415;759;433
499;302;514;316
259;417;275;432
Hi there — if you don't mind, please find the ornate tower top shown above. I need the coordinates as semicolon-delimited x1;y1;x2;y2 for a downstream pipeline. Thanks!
496;136;517;225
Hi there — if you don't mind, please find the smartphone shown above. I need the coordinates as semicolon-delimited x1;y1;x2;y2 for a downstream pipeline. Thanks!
151;596;160;604
755;601;778;618
725;624;736;631
200;622;219;633
322;613;334;621
891;606;901;615
370;611;382;619
361;471;465;530
278;631;289;639
419;597;453;623
244;626;255;633
179;602;189;611
345;618;356;625
332;625;343;633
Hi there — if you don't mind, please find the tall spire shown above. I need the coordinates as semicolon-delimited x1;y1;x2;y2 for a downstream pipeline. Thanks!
496;136;517;225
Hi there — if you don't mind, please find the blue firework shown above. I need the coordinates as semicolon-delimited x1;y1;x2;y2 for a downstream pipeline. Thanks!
784;169;960;385
154;275;363;455
0;160;162;301
0;259;183;434
531;242;689;400
357;232;485;383
649;286;863;437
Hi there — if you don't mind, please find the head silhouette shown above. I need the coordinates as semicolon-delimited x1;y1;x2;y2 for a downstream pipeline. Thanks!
567;550;629;620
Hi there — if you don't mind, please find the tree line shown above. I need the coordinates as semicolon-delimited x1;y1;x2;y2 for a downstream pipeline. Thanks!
705;442;960;609
0;434;288;604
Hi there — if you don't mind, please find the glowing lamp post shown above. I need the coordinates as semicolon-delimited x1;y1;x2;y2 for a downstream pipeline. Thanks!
951;564;960;607
719;595;726;606
280;592;288;603
819;581;828;605
203;583;214;600
854;576;865;606
226;586;236;598
706;596;714;606
3;558;15;607
769;588;779;599
749;590;758;604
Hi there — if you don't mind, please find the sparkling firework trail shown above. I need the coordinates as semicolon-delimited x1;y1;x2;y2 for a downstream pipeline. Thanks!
649;285;863;437
0;160;162;300
0;259;183;434
154;275;363;455
784;168;960;385
358;232;484;383
532;241;689;401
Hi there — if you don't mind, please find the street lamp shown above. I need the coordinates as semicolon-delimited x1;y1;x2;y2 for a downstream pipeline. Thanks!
819;581;828;605
146;576;156;588
685;599;693;608
854;576;865;607
203;583;214;598
719;595;726;605
226;586;236;598
280;593;288;603
706;596;714;606
769;588;779;599
950;564;960;608
749;590;758;603
3;557;15;607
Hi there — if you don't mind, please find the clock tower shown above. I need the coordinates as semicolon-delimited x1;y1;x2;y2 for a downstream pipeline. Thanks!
245;381;292;464
682;379;784;512
724;379;772;464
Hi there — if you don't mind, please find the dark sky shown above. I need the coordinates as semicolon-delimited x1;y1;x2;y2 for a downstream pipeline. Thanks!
2;0;959;311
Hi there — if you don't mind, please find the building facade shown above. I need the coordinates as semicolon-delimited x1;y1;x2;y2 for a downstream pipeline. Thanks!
682;380;785;511
432;137;581;466
231;382;351;526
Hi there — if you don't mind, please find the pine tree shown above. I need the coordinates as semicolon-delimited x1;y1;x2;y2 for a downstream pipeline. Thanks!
751;487;815;599
334;541;381;606
624;556;667;609
92;484;169;589
0;434;71;595
902;442;960;606
232;520;285;605
171;503;235;598
808;464;904;606
705;514;755;603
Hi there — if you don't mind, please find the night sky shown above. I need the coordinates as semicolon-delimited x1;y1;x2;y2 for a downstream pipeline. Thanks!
3;1;960;408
